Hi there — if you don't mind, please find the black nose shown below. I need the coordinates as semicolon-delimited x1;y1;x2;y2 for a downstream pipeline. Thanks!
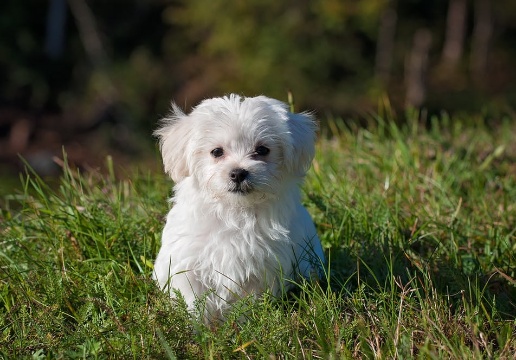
229;168;249;184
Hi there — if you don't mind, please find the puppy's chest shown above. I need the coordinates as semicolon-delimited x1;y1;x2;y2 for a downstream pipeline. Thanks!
205;220;288;248
197;216;291;257
198;223;293;284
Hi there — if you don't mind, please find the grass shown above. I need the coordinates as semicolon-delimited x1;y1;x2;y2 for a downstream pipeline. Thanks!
1;110;515;359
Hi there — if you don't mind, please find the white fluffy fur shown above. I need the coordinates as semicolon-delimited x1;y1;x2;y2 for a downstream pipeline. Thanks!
153;94;324;320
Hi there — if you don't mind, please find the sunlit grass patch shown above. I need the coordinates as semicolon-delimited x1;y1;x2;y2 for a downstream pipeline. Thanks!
1;113;515;358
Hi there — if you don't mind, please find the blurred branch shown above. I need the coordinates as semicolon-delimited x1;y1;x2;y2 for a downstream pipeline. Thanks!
67;0;118;106
67;0;108;68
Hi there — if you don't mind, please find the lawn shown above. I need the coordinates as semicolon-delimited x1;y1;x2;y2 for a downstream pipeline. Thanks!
1;110;515;359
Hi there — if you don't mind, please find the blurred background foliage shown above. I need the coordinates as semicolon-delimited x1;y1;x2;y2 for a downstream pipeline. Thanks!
1;0;516;174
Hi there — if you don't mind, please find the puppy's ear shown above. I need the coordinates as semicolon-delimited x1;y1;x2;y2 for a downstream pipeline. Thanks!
254;96;317;175
154;104;193;182
285;111;317;175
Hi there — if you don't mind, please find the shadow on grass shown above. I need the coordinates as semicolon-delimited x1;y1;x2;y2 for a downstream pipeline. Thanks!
324;234;516;321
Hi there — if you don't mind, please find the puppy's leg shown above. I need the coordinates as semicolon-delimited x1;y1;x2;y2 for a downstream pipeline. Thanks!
167;272;204;311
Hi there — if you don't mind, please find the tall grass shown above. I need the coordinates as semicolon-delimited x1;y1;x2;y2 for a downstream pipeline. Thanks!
1;112;515;359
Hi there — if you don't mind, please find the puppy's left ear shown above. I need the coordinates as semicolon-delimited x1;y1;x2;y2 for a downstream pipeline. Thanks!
285;111;317;175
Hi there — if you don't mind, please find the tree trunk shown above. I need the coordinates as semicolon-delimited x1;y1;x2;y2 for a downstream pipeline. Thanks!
441;0;467;68
405;29;432;108
470;0;493;85
45;0;68;59
375;8;397;85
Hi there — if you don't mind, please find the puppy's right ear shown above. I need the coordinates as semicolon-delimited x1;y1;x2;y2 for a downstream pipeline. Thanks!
154;104;193;182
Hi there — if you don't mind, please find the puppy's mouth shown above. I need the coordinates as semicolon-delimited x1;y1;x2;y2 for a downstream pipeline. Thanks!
228;182;253;195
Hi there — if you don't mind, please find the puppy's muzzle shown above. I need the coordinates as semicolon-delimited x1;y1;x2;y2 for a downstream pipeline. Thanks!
228;168;252;194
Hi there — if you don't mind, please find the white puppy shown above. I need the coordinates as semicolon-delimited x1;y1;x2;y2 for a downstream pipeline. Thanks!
153;94;324;320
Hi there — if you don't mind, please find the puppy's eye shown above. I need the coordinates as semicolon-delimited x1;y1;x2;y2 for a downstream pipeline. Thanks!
211;147;224;158
255;145;270;156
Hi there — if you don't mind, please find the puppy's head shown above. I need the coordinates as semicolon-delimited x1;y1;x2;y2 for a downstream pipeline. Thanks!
155;94;316;205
